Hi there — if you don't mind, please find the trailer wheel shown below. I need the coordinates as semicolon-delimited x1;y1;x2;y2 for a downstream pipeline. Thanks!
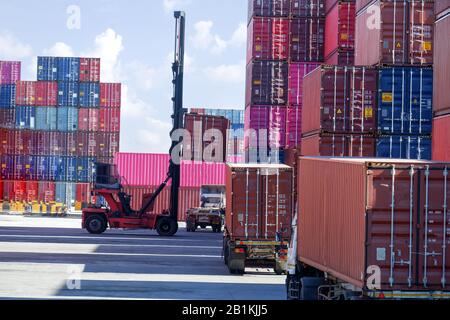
85;214;107;234
274;264;285;276
156;217;178;237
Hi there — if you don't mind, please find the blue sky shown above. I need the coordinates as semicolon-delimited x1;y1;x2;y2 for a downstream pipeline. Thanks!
0;0;247;153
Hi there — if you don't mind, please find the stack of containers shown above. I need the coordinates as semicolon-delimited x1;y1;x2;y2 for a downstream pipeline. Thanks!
432;2;450;161
189;108;245;162
0;57;121;211
355;0;434;160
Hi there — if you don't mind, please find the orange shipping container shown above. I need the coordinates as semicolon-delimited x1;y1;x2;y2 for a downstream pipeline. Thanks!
432;114;450;161
433;10;450;114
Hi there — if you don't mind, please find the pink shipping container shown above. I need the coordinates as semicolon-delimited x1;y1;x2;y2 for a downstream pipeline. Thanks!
15;81;36;106
269;106;287;148
100;83;121;108
35;81;57;106
180;161;227;188
244;106;270;149
99;107;121;132
78;108;99;132
290;17;325;62
286;106;303;149
0;61;21;85
288;62;320;106
79;58;101;82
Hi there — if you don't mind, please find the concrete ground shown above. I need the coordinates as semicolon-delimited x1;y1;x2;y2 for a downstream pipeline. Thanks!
0;215;286;300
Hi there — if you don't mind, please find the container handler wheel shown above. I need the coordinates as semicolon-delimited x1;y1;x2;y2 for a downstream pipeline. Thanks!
85;214;107;235
156;217;178;236
274;263;285;275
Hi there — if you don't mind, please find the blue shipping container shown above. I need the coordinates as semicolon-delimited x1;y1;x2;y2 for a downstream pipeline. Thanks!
376;135;432;160
13;155;35;180
0;154;14;180
35;156;49;181
79;82;100;107
378;67;433;135
36;107;57;131
58;82;79;107
37;57;58;81
55;182;76;204
57;157;77;182
0;84;16;108
57;57;80;82
15;106;36;129
57;107;78;132
76;157;96;183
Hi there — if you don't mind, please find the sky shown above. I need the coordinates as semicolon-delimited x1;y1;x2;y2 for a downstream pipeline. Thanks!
0;0;247;153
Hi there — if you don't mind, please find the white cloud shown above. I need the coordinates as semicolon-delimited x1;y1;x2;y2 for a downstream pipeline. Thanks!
0;32;33;60
204;61;245;84
43;42;74;57
191;21;246;54
163;0;190;12
229;23;247;47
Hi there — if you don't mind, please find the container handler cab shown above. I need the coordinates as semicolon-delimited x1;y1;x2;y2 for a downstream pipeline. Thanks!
81;11;186;237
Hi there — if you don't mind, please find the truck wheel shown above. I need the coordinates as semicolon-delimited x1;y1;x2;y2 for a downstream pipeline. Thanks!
85;214;107;234
156;218;178;237
274;264;285;276
223;240;229;265
300;277;326;300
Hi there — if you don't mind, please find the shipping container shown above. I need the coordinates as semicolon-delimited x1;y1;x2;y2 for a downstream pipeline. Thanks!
0;61;21;85
79;82;100;107
76;157;95;183
246;61;288;106
244;105;270;149
378;67;433;135
75;132;89;157
75;183;91;207
35;107;57;131
55;182;76;204
57;57;80;82
100;83;121;108
79;58;101;82
355;0;434;66
245;147;285;163
0;109;15;129
37;57;58;81
268;106;287;148
296;157;450;297
376;135;432;160
97;133;109;158
302;65;378;135
432;114;450;161
435;1;450;16
290;17;326;62
26;181;39;202
0;155;14;180
225;163;293;240
0;129;13;155
78;108;99;132
325;1;356;63
15;106;36;130
3;181;26;202
288;63;320;106
433;10;450;115
65;132;77;157
0;84;16;108
108;133;120;158
48;131;66;156
35;81;57;106
272;18;290;60
291;0;325;17
301;132;376;157
38;182;56;203
247;17;272;63
15;81;35;106
99;107;120;132
57;107;78;132
13;130;34;155
57;82;79;107
286;106;303;148
184;113;230;162
324;49;355;65
34;132;50;156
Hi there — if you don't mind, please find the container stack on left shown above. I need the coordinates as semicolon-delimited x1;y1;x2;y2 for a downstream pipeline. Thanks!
0;57;121;214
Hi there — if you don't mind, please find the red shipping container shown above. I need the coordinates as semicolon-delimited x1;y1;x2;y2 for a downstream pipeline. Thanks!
65;132;77;157
26;181;39;202
97;133;109;158
355;0;434;66
15;81;36;106
100;83;121;108
432;114;450;161
34;131;50;156
291;0;325;17
76;183;91;205
301;132;375;157
189;108;205;114
298;157;450;294
13;130;34;155
78;108;99;132
433;12;450;114
269;106;287;148
302;66;377;135
288;62;320;105
99;107;120;132
12;181;27;202
225;163;294;241
48;131;65;156
244;106;270;149
325;1;355;63
290;17;325;62
286;106;303;149
38;182;56;203
272;18;290;60
247;17;272;63
0;129;14;154
76;132;89;157
35;81;57;106
0;109;15;129
87;132;98;157
324;49;355;65
79;58;101;82
108;133;120;158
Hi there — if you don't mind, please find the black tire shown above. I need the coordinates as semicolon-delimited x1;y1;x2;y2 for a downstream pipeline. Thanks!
156;217;178;236
85;214;107;234
274;264;285;276
223;240;229;265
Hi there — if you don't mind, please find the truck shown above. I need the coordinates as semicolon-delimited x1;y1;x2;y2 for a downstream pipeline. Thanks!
286;157;450;300
223;163;294;275
186;185;225;233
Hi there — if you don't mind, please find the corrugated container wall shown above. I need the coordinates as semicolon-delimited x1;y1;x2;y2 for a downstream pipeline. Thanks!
301;133;376;157
0;61;21;85
432;114;450;161
433;9;450;114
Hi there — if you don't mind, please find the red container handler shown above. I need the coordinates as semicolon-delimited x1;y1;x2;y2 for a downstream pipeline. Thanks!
15;81;36;106
433;10;450;115
432;114;450;161
301;65;377;134
100;83;121;108
288;62;320;106
355;0;434;66
297;157;450;297
301;132;375;157
79;58;101;82
290;17;325;62
35;81;57;106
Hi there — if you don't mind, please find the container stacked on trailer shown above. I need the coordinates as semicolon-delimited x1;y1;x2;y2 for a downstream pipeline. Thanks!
355;0;434;160
0;57;121;213
245;0;325;163
432;2;450;161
